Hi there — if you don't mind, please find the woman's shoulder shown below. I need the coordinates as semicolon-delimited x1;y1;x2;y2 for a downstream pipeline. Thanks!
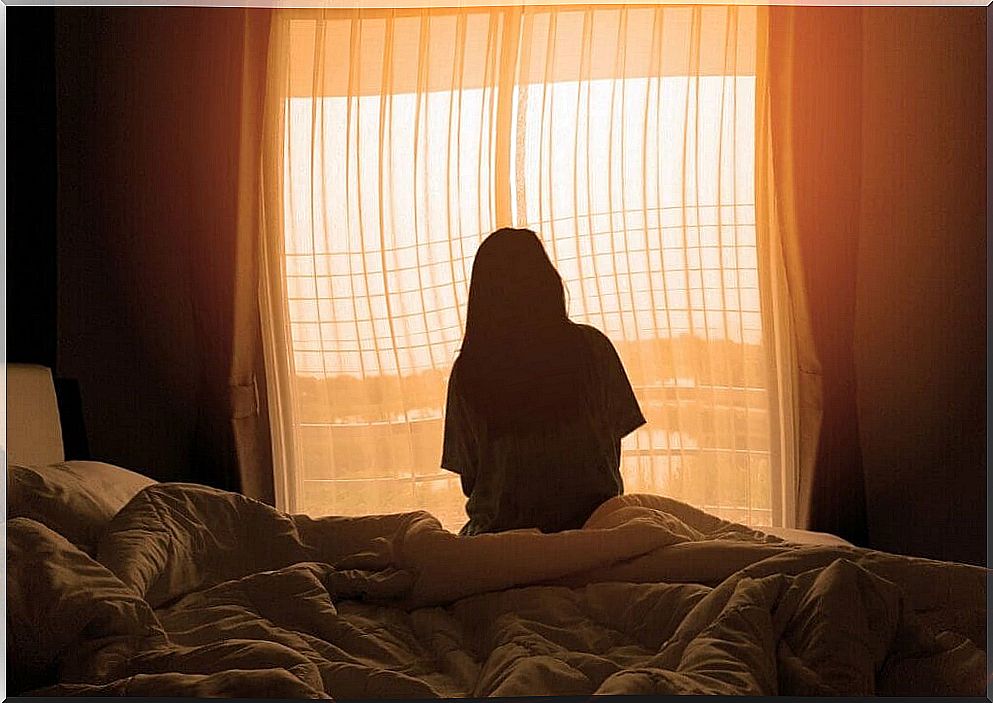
449;351;470;381
572;323;614;351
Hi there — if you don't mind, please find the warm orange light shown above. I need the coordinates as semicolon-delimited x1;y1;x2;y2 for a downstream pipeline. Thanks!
275;5;774;531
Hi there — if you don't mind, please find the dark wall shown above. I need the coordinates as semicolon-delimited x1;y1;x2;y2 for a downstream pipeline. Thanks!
7;9;57;368
54;9;200;482
855;8;987;566
52;8;259;488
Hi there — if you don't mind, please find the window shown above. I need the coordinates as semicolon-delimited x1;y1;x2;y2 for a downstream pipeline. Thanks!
273;5;780;531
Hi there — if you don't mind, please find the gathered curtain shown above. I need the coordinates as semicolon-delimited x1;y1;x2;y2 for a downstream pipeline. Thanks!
226;13;279;508
759;8;866;543
254;3;813;531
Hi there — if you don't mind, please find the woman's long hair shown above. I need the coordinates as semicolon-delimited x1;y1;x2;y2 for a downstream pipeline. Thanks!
462;228;568;351
454;228;590;434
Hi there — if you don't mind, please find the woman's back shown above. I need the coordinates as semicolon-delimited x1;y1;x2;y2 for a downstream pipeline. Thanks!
442;322;645;535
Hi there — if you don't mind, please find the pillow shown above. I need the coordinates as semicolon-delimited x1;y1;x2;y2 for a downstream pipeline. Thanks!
8;460;157;550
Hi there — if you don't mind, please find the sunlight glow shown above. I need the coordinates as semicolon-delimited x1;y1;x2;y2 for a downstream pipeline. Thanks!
278;7;772;531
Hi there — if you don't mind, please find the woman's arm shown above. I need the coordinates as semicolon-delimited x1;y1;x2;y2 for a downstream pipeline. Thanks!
440;369;478;496
582;325;647;439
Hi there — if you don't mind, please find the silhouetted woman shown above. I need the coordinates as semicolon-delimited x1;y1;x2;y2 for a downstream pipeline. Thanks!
441;228;646;536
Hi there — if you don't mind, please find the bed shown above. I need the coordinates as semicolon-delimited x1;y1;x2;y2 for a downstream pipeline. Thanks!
6;364;987;697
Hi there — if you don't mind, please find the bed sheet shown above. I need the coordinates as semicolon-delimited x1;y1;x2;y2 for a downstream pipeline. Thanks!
9;486;986;698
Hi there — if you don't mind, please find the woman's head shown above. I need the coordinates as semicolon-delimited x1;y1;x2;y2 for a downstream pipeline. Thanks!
462;228;568;351
455;228;589;433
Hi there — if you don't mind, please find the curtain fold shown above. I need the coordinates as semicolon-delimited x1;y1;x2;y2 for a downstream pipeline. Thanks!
55;8;277;500
259;13;299;512
258;5;792;531
187;8;276;504
231;10;277;505
759;7;867;543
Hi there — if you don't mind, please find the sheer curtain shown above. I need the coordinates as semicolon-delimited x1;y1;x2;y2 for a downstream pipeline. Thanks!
259;4;797;531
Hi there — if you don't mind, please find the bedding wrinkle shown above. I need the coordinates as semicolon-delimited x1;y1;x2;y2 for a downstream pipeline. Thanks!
10;484;986;697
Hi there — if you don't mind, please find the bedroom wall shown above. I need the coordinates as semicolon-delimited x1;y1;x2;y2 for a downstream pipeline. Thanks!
54;9;260;489
55;10;201;482
855;8;986;566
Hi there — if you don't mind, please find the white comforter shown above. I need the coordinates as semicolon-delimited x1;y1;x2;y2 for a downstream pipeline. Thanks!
8;484;987;697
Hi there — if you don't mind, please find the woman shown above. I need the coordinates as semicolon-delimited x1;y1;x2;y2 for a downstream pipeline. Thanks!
441;227;646;535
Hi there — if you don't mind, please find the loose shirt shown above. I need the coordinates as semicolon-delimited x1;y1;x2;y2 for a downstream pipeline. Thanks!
441;324;646;535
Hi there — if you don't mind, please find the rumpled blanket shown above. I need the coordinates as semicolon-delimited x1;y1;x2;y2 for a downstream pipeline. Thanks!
8;484;987;697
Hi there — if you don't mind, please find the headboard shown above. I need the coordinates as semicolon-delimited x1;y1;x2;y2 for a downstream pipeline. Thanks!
6;363;65;466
